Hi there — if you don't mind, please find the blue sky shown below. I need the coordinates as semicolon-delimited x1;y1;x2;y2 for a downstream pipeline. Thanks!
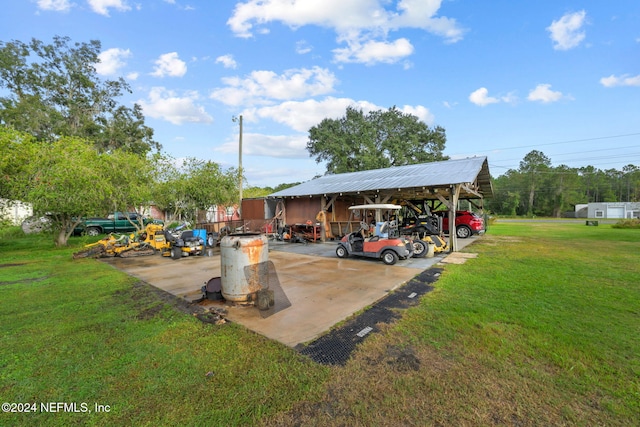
4;0;640;187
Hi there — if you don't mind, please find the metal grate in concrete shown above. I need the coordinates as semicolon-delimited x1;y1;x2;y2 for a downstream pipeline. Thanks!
298;268;443;365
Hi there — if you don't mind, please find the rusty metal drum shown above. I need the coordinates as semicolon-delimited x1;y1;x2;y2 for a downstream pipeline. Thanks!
220;233;269;302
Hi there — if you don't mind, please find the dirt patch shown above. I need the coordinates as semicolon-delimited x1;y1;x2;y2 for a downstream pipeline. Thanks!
0;276;50;286
439;252;478;264
135;303;165;320
194;307;228;325
368;344;421;372
0;263;25;268
114;280;212;321
482;235;524;246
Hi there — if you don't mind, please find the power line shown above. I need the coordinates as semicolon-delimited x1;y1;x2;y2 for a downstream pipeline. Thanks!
451;132;640;156
489;157;640;172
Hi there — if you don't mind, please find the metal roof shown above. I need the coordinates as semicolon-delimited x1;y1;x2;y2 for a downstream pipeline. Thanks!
269;156;492;199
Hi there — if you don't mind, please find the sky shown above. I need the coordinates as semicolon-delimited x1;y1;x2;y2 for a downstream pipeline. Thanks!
3;0;640;187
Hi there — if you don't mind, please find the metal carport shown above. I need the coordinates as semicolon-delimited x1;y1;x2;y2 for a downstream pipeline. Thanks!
267;156;493;251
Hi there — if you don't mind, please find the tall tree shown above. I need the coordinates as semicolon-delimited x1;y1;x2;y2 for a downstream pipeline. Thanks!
0;36;159;155
622;164;640;202
519;150;551;216
307;106;448;174
6;126;156;246
22;136;112;246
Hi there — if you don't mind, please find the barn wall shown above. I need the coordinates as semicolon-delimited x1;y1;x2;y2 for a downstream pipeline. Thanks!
241;198;266;221
283;197;323;224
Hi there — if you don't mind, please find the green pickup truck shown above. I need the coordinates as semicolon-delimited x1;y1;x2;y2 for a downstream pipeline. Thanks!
74;212;161;236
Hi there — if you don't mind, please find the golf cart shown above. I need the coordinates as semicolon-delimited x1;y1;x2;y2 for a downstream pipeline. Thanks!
336;204;419;265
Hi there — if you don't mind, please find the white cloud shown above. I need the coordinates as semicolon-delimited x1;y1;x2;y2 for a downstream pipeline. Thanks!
36;0;72;12
295;40;313;54
242;97;380;132
216;97;435;160
547;10;587;50
87;0;131;16
469;87;500;107
215;54;238;69
151;52;187;77
600;74;640;87
527;84;564;103
227;0;464;64
468;88;517;106
94;48;131;76
216;133;309;158
126;72;139;81
333;37;414;65
240;97;433;137
138;87;213;125
400;105;435;125
210;66;338;106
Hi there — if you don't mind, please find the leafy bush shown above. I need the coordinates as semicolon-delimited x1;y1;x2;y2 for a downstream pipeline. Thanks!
612;218;640;229
0;225;26;239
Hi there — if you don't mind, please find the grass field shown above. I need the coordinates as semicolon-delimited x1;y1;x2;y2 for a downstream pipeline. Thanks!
1;221;639;426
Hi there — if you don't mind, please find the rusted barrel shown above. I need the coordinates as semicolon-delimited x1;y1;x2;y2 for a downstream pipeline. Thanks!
220;233;269;302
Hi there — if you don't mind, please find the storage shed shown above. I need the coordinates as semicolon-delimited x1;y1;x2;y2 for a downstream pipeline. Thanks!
266;156;493;251
587;202;640;219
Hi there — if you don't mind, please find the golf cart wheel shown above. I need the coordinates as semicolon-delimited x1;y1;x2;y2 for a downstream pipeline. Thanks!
336;245;348;258
382;250;398;265
412;240;428;258
456;225;472;239
170;246;182;260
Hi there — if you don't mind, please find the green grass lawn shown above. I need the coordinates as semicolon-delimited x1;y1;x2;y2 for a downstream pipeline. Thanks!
0;232;328;426
1;221;639;426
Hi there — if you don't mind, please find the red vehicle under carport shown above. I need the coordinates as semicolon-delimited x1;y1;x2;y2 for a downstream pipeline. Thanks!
435;210;485;239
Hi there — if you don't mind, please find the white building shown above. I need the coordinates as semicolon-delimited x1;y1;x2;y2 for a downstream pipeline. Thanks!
0;199;33;225
586;202;640;219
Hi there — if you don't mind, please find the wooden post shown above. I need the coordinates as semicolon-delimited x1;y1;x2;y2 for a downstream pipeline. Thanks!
449;184;461;252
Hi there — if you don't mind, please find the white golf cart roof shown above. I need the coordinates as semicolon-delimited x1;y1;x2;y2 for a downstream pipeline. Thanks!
348;204;402;210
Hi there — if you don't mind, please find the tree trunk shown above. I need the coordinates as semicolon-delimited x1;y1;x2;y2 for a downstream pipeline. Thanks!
55;228;69;247
527;183;535;216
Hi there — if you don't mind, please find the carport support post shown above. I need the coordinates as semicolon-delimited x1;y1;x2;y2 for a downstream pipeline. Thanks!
320;197;327;242
449;184;461;252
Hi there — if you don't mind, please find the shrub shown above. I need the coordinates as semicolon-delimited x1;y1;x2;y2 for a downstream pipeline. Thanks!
612;218;640;229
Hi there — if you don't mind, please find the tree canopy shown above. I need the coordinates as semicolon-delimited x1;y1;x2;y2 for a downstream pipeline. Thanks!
151;156;239;224
488;150;640;217
307;106;448;174
1;126;155;246
0;36;159;155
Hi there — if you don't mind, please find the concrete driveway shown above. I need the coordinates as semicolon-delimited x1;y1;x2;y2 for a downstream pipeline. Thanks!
101;237;478;347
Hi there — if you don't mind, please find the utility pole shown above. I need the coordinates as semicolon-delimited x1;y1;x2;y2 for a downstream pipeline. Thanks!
233;115;243;214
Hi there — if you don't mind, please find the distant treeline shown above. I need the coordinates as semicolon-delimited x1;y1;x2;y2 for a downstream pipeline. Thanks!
486;150;639;217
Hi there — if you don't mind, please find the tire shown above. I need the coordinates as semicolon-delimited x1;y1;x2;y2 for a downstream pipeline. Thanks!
206;234;215;247
456;225;472;239
381;250;398;265
170;246;182;260
336;245;348;258
412;240;427;258
85;227;101;237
